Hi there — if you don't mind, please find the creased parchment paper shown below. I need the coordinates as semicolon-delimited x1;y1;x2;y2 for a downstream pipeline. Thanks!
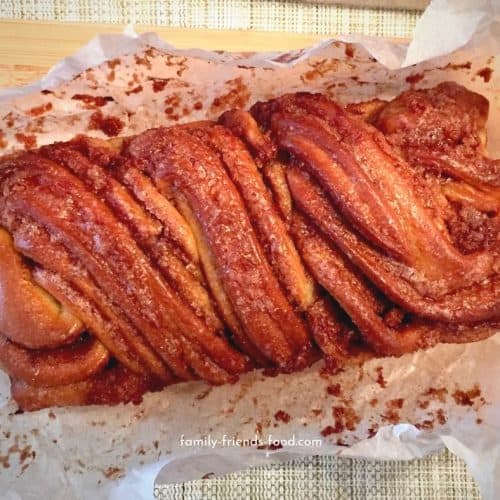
0;1;499;499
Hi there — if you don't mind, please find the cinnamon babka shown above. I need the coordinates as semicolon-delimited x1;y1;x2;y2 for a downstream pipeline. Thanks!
0;82;498;411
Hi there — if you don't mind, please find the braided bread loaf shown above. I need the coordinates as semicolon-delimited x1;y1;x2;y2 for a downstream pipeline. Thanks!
1;83;498;411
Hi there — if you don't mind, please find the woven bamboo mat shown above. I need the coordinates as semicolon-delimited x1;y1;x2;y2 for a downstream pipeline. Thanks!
1;0;420;38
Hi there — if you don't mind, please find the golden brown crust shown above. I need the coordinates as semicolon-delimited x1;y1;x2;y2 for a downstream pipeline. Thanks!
374;82;496;188
0;82;497;411
0;228;84;349
126;127;312;367
187;122;315;311
10;364;163;411
371;82;499;257
0;334;109;387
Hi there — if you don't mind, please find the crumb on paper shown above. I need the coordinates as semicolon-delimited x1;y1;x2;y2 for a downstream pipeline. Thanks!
375;366;387;388
103;466;125;480
451;385;484;407
195;387;212;400
301;58;341;82
423;387;448;402
125;85;144;96
210;77;250;112
14;133;37;149
330;406;360;433
405;72;425;85
326;383;342;397
443;61;472;71
436;408;447;425
344;44;355;58
150;78;170;92
0;435;37;472
72;94;114;108
321;425;335;437
274;410;291;424
28;102;53;116
88;110;124;137
381;398;404;424
476;67;493;83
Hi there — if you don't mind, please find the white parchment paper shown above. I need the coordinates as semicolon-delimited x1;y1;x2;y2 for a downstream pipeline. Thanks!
0;1;499;499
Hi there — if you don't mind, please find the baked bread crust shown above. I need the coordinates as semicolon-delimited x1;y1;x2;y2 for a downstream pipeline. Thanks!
0;83;498;411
